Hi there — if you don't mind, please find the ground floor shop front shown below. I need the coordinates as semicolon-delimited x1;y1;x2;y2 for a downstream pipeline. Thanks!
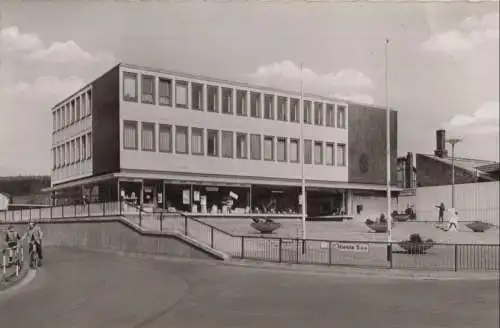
48;174;397;217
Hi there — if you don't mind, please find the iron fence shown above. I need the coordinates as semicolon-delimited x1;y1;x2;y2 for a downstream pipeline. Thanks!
1;202;498;272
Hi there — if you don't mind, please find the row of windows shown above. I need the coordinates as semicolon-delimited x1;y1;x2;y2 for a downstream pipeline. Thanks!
123;120;347;166
52;89;92;133
52;133;93;169
123;72;347;128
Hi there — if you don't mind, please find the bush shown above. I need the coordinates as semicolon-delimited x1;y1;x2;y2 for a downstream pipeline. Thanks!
409;233;422;243
365;218;374;225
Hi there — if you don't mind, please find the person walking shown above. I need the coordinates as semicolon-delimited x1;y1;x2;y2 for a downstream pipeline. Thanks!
435;202;446;222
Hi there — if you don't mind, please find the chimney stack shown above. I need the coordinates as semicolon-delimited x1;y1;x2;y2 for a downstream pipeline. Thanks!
434;129;448;158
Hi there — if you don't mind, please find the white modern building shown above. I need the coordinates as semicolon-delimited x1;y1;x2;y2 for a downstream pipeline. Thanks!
48;63;399;217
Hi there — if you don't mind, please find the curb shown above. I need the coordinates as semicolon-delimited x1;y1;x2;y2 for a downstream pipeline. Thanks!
0;264;31;292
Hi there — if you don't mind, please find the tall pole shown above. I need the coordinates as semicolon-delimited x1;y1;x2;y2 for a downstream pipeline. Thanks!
300;63;307;242
451;144;455;209
385;38;392;243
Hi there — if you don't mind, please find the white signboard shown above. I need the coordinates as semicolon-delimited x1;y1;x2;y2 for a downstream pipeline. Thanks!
333;242;369;253
182;189;190;205
194;191;200;202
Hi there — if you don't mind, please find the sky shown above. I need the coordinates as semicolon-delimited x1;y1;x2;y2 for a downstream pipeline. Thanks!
0;2;498;176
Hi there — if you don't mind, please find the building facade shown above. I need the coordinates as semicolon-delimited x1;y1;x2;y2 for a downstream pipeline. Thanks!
49;63;399;217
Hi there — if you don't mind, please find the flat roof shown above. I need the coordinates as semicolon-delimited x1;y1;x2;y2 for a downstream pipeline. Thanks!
51;62;395;112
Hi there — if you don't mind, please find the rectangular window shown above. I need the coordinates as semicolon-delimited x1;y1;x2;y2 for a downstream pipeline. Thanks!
175;81;188;108
159;124;172;153
87;90;92;115
141;75;155;104
71;140;76;164
81;135;87;160
87;133;92;159
52;112;56;132
221;131;234;158
290;139;299;163
52;148;56;169
71;101;75;124
314;102;323;125
326;104;335;127
191;83;203;110
159;78;172;106
141;122;155;151
75;138;81;162
191;127;204;155
337;105;346;129
277;137;286;162
236;133;247;159
123;72;138;102
75;96;81;120
123;121;138;150
207;130;219;157
222;88;233;114
250;134;261;160
304;139;312;164
314;141;323;164
61;106;65;128
264;95;274;119
277;97;287;121
207;85;219;112
57;109;61;130
81;95;86;119
236;90;247;116
337;143;346;166
303;101;312;124
290;98;299;123
263;136;274;161
66;105;71;126
250;92;261;118
326;143;334;165
175;126;188;154
62;144;66;166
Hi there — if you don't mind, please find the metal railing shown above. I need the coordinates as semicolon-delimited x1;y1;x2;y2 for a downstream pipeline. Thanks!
1;201;498;272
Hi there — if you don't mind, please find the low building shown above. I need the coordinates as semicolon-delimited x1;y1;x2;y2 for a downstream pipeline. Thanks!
47;63;399;217
416;129;499;187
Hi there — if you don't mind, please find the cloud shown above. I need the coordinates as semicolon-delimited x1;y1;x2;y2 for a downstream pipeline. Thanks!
422;12;499;53
0;25;115;64
0;26;43;52
26;40;115;64
443;101;499;135
247;60;373;103
2;76;84;100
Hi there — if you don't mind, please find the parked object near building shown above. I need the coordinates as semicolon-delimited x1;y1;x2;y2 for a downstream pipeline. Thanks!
45;63;400;218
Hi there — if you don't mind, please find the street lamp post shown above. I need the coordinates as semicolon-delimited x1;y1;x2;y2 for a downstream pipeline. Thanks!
446;137;462;209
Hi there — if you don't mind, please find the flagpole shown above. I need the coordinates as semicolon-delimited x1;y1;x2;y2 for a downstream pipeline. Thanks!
385;39;392;243
300;63;307;244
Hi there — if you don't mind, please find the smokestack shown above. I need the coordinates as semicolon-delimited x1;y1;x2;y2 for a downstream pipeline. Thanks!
434;129;448;158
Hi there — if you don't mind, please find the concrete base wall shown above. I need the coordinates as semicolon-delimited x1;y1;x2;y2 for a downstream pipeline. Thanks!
1;218;223;261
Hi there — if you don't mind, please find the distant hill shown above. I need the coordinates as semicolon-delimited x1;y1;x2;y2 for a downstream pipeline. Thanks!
0;175;51;198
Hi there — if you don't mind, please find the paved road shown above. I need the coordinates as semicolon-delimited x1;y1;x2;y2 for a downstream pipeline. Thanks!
0;247;498;328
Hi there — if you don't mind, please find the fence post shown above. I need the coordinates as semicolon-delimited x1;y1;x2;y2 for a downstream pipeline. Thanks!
279;238;282;263
20;208;23;221
241;236;245;259
103;202;106;216
39;207;42;220
454;244;458;272
184;216;188;235
88;202;91;217
50;204;53;219
387;243;393;269
160;212;163;231
62;204;65;218
328;241;332;265
296;238;300;264
210;226;214;248
74;203;77;217
139;206;142;227
29;208;32;221
119;200;122;216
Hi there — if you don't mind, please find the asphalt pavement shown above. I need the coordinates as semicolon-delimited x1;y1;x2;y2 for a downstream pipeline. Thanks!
0;247;498;328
